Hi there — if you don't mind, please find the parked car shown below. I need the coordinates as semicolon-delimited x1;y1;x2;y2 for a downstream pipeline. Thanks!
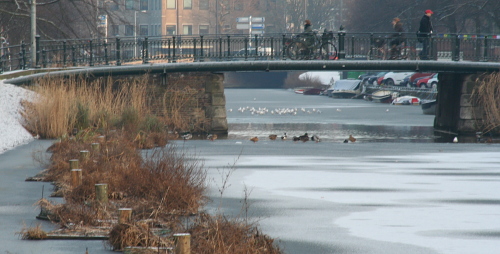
382;72;415;86
413;73;437;88
362;72;387;85
408;72;434;86
426;73;439;90
400;74;413;87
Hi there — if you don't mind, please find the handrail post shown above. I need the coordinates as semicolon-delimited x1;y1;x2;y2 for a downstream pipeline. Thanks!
89;40;94;66
227;35;231;61
103;40;109;65
282;34;286;60
254;34;258;59
350;36;355;59
270;37;274;60
218;37;222;61
142;37;149;64
244;37;249;61
172;36;177;63
452;34;460;61
483;35;489;62
21;41;26;70
337;30;346;59
72;46;76;66
62;41;67;67
193;38;197;62
200;36;204;62
35;35;40;68
41;49;46;68
115;37;121;66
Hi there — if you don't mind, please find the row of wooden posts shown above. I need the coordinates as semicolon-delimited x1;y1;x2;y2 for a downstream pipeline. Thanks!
68;138;191;254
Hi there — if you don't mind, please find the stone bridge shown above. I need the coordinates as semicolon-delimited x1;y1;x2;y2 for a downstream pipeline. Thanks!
4;60;500;137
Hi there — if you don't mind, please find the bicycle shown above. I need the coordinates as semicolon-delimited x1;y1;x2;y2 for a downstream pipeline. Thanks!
367;38;419;60
287;31;338;60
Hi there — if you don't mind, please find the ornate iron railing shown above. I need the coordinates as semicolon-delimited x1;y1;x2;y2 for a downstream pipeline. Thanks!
1;32;499;74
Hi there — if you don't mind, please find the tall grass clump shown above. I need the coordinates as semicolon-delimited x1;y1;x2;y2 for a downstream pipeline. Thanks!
472;72;500;133
21;75;151;139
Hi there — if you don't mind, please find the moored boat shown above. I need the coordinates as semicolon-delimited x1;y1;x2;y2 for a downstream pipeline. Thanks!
371;90;394;103
421;99;437;115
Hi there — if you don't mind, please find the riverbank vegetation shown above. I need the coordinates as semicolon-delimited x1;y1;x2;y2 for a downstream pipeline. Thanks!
19;76;284;253
472;72;500;134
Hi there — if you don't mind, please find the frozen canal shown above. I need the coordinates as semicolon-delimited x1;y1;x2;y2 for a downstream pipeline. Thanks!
1;88;499;253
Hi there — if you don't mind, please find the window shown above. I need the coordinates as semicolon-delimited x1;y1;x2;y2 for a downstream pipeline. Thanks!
111;25;120;36
125;25;134;36
140;0;148;10
107;1;119;11
199;0;209;10
166;0;175;9
199;25;209;35
184;0;192;9
183;25;192;35
166;25;176;35
125;0;134;10
140;25;148;36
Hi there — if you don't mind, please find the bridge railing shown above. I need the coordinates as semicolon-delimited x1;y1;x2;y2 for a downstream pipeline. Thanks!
2;32;500;73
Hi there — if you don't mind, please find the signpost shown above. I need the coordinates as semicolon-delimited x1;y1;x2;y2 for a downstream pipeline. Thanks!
236;16;265;36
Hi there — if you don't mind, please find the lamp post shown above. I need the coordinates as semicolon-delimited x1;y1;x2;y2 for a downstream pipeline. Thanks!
29;0;36;68
134;10;146;58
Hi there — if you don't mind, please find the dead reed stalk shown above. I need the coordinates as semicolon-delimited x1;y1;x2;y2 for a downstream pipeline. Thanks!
472;72;500;133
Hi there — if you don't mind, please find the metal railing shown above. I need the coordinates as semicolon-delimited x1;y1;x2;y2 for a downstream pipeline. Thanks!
2;32;500;73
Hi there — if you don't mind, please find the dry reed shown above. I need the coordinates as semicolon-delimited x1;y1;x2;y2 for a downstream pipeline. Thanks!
472;72;500;133
18;223;47;240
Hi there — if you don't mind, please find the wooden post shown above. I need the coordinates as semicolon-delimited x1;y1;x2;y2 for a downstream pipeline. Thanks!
174;233;191;254
95;183;108;204
97;135;106;143
91;143;100;151
69;159;79;170
80;150;90;162
118;208;132;224
71;169;82;186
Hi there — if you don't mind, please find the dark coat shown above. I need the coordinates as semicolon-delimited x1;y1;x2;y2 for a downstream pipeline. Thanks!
418;15;433;36
392;21;404;38
304;24;313;34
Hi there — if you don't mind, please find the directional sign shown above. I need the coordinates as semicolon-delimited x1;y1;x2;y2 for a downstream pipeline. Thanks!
98;15;107;27
236;17;250;23
251;24;265;29
236;24;250;29
251;17;265;23
251;30;265;35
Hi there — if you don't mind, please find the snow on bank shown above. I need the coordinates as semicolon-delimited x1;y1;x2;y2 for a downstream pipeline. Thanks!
298;71;341;85
0;80;35;154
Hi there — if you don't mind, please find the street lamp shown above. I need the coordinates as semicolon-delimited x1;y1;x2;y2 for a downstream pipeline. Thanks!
134;10;147;58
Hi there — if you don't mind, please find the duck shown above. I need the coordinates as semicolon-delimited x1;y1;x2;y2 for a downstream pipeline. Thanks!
250;136;259;143
299;133;309;142
311;134;320;142
181;132;192;140
348;135;356;143
269;134;277;140
292;136;301;142
453;137;458;143
207;134;217;141
343;139;349;143
281;132;287;140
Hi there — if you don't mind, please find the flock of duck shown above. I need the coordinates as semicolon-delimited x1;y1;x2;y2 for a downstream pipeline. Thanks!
192;132;357;143
232;107;322;115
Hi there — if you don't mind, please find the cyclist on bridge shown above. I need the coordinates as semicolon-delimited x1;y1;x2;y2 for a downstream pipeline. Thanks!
389;17;405;59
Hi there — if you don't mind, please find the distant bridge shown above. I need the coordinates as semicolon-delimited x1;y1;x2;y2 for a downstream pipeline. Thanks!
2;32;500;137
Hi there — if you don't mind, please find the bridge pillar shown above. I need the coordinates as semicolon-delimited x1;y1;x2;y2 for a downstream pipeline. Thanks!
204;73;228;135
435;73;485;136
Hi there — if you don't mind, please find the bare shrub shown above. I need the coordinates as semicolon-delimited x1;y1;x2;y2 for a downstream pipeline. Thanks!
17;223;47;240
472;72;500;133
189;213;283;254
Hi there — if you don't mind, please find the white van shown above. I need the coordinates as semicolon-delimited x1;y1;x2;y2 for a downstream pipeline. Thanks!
382;71;415;86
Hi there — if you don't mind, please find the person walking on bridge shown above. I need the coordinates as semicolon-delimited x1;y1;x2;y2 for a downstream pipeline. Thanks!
389;17;405;59
417;9;434;60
